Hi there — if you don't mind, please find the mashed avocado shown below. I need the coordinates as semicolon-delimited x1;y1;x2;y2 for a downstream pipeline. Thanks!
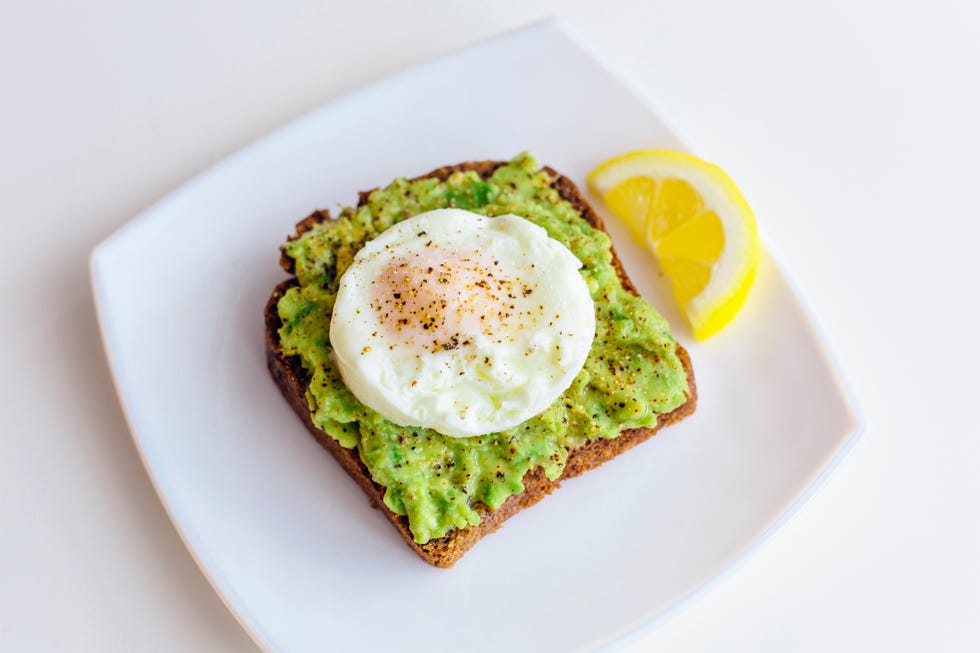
277;153;688;543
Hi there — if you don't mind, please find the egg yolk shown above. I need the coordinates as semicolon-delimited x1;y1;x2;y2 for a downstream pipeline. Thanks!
371;249;524;351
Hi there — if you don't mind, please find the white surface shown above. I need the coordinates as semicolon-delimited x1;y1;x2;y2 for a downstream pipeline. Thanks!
1;2;977;652
89;22;860;653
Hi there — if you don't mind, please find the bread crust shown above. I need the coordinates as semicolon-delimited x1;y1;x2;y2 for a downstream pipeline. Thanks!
265;161;697;567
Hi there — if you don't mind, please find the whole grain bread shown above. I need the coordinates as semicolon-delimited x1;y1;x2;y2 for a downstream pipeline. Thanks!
265;160;697;568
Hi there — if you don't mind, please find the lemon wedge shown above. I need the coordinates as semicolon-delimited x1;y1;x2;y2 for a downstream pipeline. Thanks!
588;149;760;340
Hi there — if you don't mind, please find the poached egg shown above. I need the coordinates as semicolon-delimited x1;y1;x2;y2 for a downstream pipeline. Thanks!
329;208;595;437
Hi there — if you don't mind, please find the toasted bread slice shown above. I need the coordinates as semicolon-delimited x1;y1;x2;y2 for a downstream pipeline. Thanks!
265;160;697;568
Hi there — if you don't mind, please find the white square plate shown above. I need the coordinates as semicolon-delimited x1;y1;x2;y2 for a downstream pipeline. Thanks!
91;19;863;653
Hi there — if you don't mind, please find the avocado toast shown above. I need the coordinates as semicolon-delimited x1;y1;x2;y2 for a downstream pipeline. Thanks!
265;155;697;567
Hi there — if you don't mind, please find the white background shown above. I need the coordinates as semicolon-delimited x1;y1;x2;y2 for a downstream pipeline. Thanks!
1;1;977;651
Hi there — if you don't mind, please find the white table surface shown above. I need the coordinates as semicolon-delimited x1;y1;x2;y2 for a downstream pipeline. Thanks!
1;1;977;651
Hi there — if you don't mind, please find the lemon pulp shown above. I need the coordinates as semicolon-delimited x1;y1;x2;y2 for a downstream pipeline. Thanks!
589;150;760;340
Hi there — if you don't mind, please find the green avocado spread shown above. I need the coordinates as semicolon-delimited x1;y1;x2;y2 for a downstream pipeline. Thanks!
277;153;688;543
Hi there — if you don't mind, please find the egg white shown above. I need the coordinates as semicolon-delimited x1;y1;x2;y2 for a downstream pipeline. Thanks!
329;208;595;438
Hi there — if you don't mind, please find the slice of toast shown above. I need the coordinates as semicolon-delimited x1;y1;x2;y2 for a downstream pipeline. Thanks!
265;160;697;568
